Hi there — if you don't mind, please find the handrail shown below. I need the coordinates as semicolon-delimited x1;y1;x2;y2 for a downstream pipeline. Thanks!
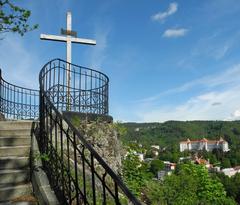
39;59;141;204
0;69;39;119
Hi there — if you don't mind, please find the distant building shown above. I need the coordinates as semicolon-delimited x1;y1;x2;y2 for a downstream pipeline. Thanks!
151;145;160;157
144;158;154;163
179;137;229;152
221;166;240;177
135;128;140;132
157;170;172;180
124;150;144;162
152;150;159;157
157;161;175;180
136;153;144;162
179;156;192;162
151;145;160;150
194;156;212;169
211;166;221;172
163;161;176;171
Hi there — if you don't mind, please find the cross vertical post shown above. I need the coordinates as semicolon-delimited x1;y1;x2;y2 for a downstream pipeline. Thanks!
66;12;72;110
40;11;96;111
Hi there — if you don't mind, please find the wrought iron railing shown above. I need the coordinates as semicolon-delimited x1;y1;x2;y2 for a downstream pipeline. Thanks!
40;59;108;114
39;59;141;204
0;69;39;119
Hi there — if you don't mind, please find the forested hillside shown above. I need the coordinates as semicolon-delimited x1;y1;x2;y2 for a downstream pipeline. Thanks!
122;121;240;149
120;121;240;204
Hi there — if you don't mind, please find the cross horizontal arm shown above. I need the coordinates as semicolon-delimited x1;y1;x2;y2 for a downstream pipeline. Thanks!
71;37;96;45
40;34;67;42
40;34;96;45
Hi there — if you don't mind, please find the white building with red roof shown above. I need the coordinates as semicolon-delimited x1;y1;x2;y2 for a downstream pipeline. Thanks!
221;166;240;177
179;137;229;152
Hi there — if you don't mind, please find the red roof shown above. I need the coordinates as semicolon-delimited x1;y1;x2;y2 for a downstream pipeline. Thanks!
180;137;227;144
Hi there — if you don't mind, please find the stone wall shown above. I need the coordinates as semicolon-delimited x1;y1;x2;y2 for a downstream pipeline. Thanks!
74;119;123;174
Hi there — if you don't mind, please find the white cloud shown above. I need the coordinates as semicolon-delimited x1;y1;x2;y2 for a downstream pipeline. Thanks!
162;28;188;38
152;2;178;22
128;63;240;122
228;109;240;120
138;87;240;122
137;63;240;104
89;27;109;69
214;44;230;60
190;31;240;61
0;35;40;89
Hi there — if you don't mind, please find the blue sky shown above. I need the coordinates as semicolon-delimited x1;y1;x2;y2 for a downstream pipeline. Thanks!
1;0;240;122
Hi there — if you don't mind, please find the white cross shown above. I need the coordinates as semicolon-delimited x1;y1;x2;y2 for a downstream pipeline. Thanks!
40;11;96;109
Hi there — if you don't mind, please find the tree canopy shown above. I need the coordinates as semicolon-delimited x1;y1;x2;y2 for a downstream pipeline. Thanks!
150;159;164;176
0;0;38;36
122;151;152;196
145;164;236;205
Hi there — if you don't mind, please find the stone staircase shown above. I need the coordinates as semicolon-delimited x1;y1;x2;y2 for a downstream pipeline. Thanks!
0;121;37;204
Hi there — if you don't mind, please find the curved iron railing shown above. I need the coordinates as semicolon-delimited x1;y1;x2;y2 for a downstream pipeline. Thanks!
0;69;39;119
39;59;141;204
40;59;109;114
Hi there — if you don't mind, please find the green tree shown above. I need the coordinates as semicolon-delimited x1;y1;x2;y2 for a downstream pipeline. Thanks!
143;180;165;205
222;158;231;168
122;151;152;196
145;149;153;158
235;151;240;164
0;0;38;36
113;121;127;138
159;151;173;162
150;159;164;176
162;172;199;205
159;164;236;205
171;152;179;163
217;172;240;204
230;158;238;167
212;148;224;161
208;154;217;165
233;173;240;203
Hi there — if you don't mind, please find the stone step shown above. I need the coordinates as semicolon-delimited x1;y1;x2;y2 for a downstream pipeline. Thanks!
0;184;32;202
0;170;30;185
0;121;33;130
0;129;31;137
0;137;30;147
0;202;37;205
0;135;32;139
0;157;29;170
9;194;38;204
0;146;30;157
